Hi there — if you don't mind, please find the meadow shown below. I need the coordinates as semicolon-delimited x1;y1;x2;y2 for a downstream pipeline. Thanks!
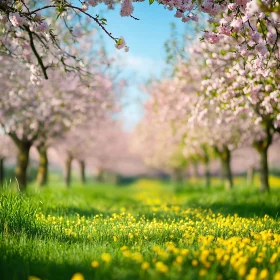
1;177;280;280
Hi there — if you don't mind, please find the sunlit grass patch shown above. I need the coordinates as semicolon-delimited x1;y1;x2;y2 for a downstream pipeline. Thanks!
0;179;280;279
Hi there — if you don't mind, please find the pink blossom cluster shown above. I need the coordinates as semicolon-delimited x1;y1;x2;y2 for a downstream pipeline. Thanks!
120;0;134;17
30;21;49;33
115;36;129;52
135;20;280;181
9;13;26;27
189;37;280;140
0;0;279;82
0;55;120;170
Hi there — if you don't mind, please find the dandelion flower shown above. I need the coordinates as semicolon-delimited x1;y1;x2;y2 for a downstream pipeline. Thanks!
141;262;150;270
91;261;99;268
71;273;84;280
101;253;112;263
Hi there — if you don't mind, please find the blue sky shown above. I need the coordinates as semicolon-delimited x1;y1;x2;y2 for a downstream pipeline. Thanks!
93;3;194;130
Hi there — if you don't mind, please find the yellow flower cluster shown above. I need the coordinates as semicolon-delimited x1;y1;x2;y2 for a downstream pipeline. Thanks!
34;203;280;279
31;180;280;279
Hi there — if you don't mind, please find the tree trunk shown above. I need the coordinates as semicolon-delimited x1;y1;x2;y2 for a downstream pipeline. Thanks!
96;168;104;182
36;145;48;187
220;162;225;184
64;153;73;188
203;155;211;188
247;166;255;185
258;147;269;192
193;161;198;179
172;168;183;191
79;160;86;184
253;121;272;192
220;148;233;190
0;158;4;186
15;142;31;191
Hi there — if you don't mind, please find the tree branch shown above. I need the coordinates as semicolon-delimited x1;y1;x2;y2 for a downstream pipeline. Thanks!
25;26;48;79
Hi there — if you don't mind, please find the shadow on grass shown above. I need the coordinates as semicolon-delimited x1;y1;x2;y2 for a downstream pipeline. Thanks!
0;249;94;280
183;188;280;219
0;244;137;280
193;201;280;219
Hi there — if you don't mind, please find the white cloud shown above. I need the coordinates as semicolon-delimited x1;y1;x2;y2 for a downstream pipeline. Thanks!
113;52;165;80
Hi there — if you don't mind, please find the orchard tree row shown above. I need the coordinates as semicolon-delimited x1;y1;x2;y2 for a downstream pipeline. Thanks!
134;10;280;192
0;118;129;188
0;34;128;189
0;0;280;191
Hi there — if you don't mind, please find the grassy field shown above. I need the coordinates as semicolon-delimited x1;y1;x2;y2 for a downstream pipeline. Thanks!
1;177;280;280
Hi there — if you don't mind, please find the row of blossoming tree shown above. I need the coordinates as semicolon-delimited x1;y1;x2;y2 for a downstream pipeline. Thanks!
0;0;279;190
0;51;128;189
133;1;280;192
0;9;131;189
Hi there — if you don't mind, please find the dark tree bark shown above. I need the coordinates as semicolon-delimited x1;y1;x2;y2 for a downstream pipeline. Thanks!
7;132;38;191
220;147;233;190
254;144;270;192
192;161;198;179
259;147;269;192
203;150;211;188
36;145;48;187
247;166;255;185
96;168;104;182
172;168;184;191
79;160;86;184
64;153;73;188
0;158;4;186
253;122;273;192
15;142;32;191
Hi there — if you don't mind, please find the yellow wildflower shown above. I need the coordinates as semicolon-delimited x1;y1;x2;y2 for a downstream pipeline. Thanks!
91;261;99;268
132;252;143;263
101;253;112;263
192;259;198;266
273;272;280;280
238;265;247;277
176;255;183;264
246;275;256;280
199;269;207;277
123;250;132;258
250;268;258;275
141;261;150;270
180;249;189;256
120;246;128;251
270;253;278;263
71;273;84;280
155;261;168;273
259;269;269;280
28;277;40;280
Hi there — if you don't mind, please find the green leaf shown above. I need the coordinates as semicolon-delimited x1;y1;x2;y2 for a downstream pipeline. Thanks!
149;0;154;5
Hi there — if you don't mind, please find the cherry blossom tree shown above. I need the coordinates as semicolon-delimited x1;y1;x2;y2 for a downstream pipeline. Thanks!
0;133;15;186
0;1;279;80
0;54;117;189
136;27;280;191
55;117;132;187
35;67;117;187
133;75;200;187
188;37;280;192
189;96;251;189
0;0;130;80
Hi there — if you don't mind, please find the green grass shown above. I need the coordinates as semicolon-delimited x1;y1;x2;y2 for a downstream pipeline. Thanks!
1;177;280;280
